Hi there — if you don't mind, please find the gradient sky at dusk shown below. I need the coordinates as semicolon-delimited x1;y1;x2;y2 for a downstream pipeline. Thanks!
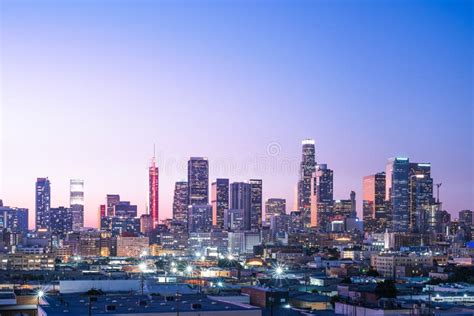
1;0;472;228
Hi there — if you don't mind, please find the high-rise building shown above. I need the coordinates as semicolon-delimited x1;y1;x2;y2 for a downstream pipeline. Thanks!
333;199;353;221
70;179;84;231
106;194;120;217
114;201;137;218
35;177;51;230
310;164;333;229
265;198;286;223
459;209;473;241
110;217;141;237
297;139;316;226
98;204;106;228
187;204;212;233
0;205;28;234
140;214;153;235
408;163;434;232
230;182;252;230
50;206;73;238
350;190;356;217
224;209;245;231
386;157;410;232
249;179;263;231
172;181;189;224
363;172;387;232
211;178;229;228
459;210;473;226
149;154;159;228
188;157;209;205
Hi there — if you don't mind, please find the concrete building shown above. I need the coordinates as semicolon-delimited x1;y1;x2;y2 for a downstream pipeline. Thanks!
116;236;149;257
370;252;433;278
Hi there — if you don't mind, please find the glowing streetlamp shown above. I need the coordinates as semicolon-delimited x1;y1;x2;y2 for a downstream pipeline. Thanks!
139;263;147;295
275;266;283;276
185;265;193;276
37;290;44;304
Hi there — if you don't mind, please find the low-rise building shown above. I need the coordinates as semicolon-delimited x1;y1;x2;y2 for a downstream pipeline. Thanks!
371;252;433;278
116;236;149;257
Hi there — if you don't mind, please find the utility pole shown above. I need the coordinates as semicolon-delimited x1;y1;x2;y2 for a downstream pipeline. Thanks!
175;291;180;316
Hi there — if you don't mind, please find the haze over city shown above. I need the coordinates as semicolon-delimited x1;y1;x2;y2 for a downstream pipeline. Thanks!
1;1;472;228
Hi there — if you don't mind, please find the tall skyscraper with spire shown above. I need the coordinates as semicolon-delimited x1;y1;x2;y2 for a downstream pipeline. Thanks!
297;139;316;226
149;149;159;228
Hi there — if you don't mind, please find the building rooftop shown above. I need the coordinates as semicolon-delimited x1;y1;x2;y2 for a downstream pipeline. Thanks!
40;293;260;315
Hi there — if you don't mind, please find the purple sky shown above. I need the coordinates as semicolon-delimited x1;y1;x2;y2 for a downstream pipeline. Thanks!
0;0;472;228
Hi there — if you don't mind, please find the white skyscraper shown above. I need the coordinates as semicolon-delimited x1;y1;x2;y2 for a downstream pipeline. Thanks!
70;179;84;231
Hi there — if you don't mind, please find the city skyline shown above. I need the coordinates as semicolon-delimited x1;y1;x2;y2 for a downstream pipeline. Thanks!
1;1;472;228
1;145;471;229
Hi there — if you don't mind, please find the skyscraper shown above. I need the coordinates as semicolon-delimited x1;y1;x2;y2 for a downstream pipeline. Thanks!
173;181;189;224
265;198;286;223
149;154;159;228
0;205;28;234
114;201;138;218
187;157;209;205
350;190;356;218
70;179;84;231
98;204;106;228
230;182;252;230
386;157;410;232
408;163;434;232
297;139;316;226
187;204;212;233
363;172;387;232
249;179;263;231
224;209;245;231
106;194;120;217
50;206;73;238
310;164;333;229
35;177;51;230
211;178;229;228
140;214;153;235
333;199;353;220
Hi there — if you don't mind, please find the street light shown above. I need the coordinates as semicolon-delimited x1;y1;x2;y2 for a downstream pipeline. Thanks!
275;267;283;276
37;290;44;304
139;263;147;295
185;265;193;275
36;290;45;316
272;263;285;288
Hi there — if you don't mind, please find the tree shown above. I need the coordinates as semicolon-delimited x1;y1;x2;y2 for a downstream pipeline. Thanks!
375;280;397;298
366;269;380;277
341;277;352;284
